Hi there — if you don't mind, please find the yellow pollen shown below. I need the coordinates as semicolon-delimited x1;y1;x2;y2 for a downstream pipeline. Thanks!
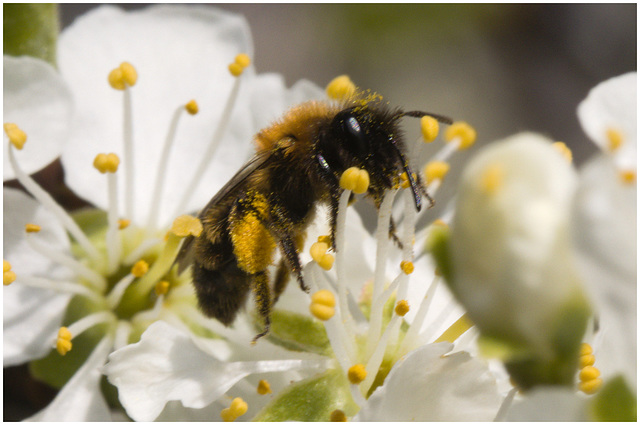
395;299;410;316
347;364;367;384
330;409;348;422
221;397;248;422
400;260;414;275
154;280;170;296
326;75;356;100
171;215;203;238
445;121;476;150
185;100;199;115
234;53;251;68
399;172;417;189
552;141;573;163
435;313;473;343
118;219;131;230
579;354;596;369
606;128;624;152
3;259;16;286
424;161;450;185
56;327;73;356
317;235;332;245
619;170;636;185
93;153;120;174
580;343;593;356
131;260;149;278
579;378;603;395
257;379;272;395
310;241;335;271
25;223;42;233
310;289;336;321
228;63;244;77
579;366;600;381
479;163;504;194
3;123;27;149
108;62;138;90
339;167;370;194
421;115;440;143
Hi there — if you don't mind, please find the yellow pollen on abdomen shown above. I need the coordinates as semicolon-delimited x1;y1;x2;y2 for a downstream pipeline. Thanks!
230;213;276;275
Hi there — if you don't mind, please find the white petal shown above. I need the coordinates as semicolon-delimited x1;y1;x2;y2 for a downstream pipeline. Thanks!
357;342;502;421
571;155;636;387
104;320;328;421
58;5;255;226
3;188;72;365
3;56;73;180
577;72;636;169
26;336;113;421
505;387;587;421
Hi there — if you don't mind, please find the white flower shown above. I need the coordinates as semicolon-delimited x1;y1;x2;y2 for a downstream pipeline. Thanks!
3;4;323;421
572;72;637;391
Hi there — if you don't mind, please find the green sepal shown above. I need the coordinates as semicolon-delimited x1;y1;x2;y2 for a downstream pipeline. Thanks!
504;295;591;390
264;309;332;356
3;4;59;65
29;294;109;389
589;375;637;422
252;368;359;421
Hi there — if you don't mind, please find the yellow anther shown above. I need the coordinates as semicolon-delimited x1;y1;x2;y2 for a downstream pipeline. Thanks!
118;219;131;230
395;299;410;317
326;75;356;100
56;327;73;356
619;170;636;185
221;397;248;422
399;172;410;189
257;379;272;395
317;235;332;245
24;223;42;233
435;313;473;343
310;242;329;262
347;364;367;384
400;260;414;275
579;354;596;369
421;115;440;143
606;128;624;152
579;378;603;395
579;365;600;382
552;142;573;163
445;121;476;150
154;280;170;296
131;260;149;278
432;218;448;228
580;343;593;356
170;215;203;238
3;123;27;149
317;254;335;271
108;62;138;90
185;100;199;115
479;163;504;194
310;289;336;321
93;153;120;174
330;409;348;422
423;160;450;185
234;53;251;68
3;259;16;286
339;167;370;194
228;63;244;77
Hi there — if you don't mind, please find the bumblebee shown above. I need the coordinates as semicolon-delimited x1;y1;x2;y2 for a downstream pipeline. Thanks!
176;94;451;341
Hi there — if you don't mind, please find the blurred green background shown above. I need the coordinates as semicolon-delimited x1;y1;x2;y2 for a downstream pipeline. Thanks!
3;3;637;420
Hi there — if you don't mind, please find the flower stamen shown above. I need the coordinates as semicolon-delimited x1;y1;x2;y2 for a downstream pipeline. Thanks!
3;259;16;286
257;379;272;395
578;343;602;394
221;397;248;422
421;115;440;143
348;364;367;384
326;75;356;100
605;128;624;152
552;141;573;163
3;123;27;149
434;313;473;343
309;289;336;321
55;311;115;355
94;153;123;274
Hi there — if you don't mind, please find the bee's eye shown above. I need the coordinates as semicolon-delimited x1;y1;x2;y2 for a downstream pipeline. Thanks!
336;112;370;156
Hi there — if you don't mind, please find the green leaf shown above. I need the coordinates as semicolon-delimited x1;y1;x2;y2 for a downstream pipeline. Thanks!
253;368;359;421
265;309;332;356
589;375;637;421
3;4;59;65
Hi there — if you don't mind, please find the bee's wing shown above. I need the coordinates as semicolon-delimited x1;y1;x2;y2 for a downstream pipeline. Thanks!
175;151;274;274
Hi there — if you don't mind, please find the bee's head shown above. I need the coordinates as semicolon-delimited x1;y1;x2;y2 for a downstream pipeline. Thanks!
321;103;451;211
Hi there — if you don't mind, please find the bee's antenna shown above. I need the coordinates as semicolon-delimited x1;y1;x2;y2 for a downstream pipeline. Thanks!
397;110;453;125
389;137;421;211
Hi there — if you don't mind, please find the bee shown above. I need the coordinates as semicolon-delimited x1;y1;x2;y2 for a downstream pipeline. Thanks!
176;93;451;341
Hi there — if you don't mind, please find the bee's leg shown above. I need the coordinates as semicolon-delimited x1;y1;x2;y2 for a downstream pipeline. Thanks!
252;270;271;342
278;235;309;292
389;217;404;250
328;190;341;250
272;259;290;303
416;173;435;208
